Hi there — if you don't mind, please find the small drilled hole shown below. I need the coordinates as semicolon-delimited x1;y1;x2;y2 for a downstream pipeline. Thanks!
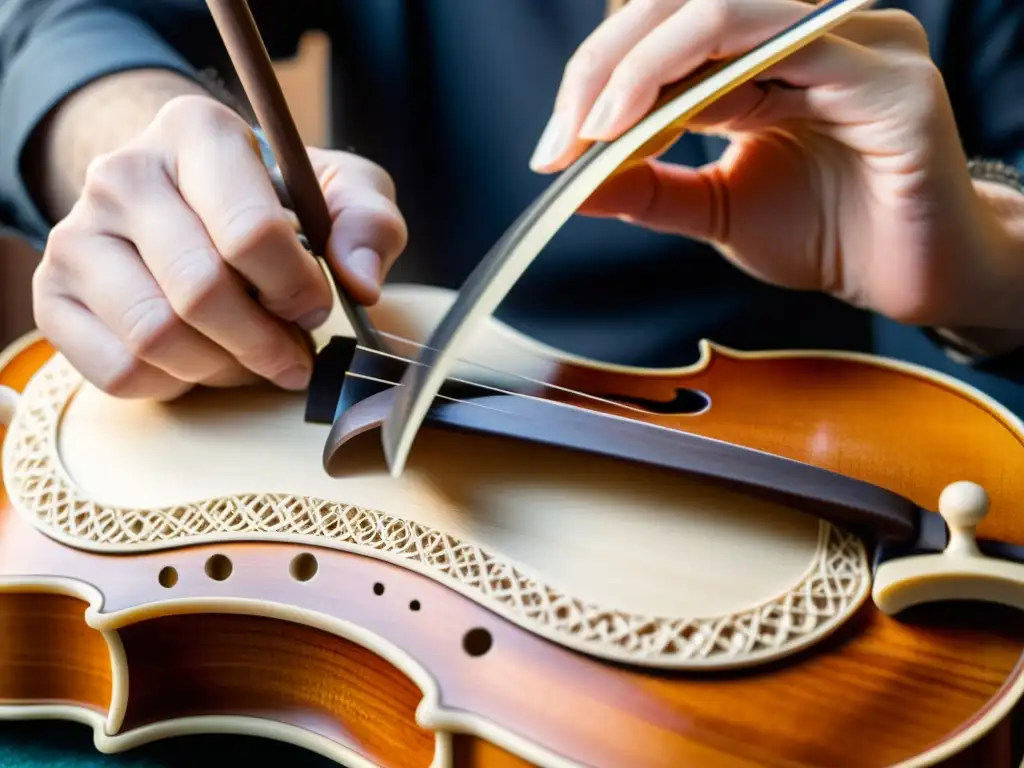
204;554;233;581
158;566;178;588
373;582;385;595
289;552;318;582
409;600;421;611
463;628;492;657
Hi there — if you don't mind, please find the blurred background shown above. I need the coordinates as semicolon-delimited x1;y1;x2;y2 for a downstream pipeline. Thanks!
0;30;330;350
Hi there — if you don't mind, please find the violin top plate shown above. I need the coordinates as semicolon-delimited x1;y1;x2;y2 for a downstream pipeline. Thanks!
1;285;871;671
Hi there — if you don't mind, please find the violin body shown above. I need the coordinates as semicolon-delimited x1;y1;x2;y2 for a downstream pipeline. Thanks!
2;284;1024;768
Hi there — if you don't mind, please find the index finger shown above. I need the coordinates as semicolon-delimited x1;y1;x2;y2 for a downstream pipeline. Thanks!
529;0;684;173
533;0;824;173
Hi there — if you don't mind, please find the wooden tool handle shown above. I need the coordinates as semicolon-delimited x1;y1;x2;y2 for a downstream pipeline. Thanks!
205;0;380;349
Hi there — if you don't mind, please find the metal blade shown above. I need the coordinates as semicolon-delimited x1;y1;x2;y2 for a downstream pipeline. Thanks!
380;0;873;477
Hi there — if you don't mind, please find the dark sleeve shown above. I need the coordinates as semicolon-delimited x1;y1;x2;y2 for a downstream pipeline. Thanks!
0;0;318;244
954;0;1024;173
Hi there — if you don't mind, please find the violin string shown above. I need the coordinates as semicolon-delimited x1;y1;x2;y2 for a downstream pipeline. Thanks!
344;368;652;426
344;371;518;414
344;330;653;415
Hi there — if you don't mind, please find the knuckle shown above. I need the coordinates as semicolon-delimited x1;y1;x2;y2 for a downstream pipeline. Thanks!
640;0;681;12
697;0;732;34
372;203;409;252
564;42;602;84
42;219;76;261
218;205;294;263
82;152;128;202
237;338;299;378
153;94;246;140
323;153;398;201
897;55;945;111
337;196;409;254
258;284;317;320
164;253;229;322
31;255;61;301
82;147;164;204
39;220;85;282
881;9;930;52
98;356;150;398
360;159;397;200
118;294;185;359
905;55;944;90
31;269;57;327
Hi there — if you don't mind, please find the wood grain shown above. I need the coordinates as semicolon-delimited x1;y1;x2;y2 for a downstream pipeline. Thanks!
551;348;1024;545
0;593;111;713
119;614;434;767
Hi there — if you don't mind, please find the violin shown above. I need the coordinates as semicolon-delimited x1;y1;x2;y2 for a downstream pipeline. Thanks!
4;282;1024;768
3;1;1024;766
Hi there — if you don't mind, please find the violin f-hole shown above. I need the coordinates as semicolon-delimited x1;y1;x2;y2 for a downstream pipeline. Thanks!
601;388;711;415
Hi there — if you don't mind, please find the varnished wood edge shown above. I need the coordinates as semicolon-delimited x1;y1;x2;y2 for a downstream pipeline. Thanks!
0;571;1020;768
0;329;44;373
0;574;584;768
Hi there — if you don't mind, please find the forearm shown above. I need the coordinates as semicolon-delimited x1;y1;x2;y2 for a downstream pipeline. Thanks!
0;1;316;242
25;69;211;222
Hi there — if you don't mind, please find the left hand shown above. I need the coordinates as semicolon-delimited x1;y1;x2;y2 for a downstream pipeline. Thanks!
529;0;1023;332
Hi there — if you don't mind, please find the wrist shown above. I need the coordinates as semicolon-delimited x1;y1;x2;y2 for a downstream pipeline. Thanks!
24;69;211;223
971;174;1024;328
928;167;1024;360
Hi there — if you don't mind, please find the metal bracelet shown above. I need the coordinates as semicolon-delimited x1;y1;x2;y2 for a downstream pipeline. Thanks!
967;157;1024;194
923;158;1024;363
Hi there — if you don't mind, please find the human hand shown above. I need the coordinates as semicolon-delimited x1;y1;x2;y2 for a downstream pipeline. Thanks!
33;95;407;400
530;0;1022;333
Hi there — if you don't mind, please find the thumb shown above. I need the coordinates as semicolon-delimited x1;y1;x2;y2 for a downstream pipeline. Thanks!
308;148;408;305
579;160;724;243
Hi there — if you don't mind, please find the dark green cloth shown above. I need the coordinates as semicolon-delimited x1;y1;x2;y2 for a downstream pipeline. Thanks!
0;721;336;766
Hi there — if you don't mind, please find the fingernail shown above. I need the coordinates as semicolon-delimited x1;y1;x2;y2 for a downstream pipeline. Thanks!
275;364;311;391
530;113;571;170
580;89;622;139
345;247;382;291
297;307;330;331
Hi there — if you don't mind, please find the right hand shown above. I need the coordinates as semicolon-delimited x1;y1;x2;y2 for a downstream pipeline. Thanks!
33;95;407;400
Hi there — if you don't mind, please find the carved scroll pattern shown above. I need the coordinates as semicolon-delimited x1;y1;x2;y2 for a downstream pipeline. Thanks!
3;356;872;669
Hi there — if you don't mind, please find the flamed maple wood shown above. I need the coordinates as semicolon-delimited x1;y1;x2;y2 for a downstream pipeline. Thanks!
1;337;1024;767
